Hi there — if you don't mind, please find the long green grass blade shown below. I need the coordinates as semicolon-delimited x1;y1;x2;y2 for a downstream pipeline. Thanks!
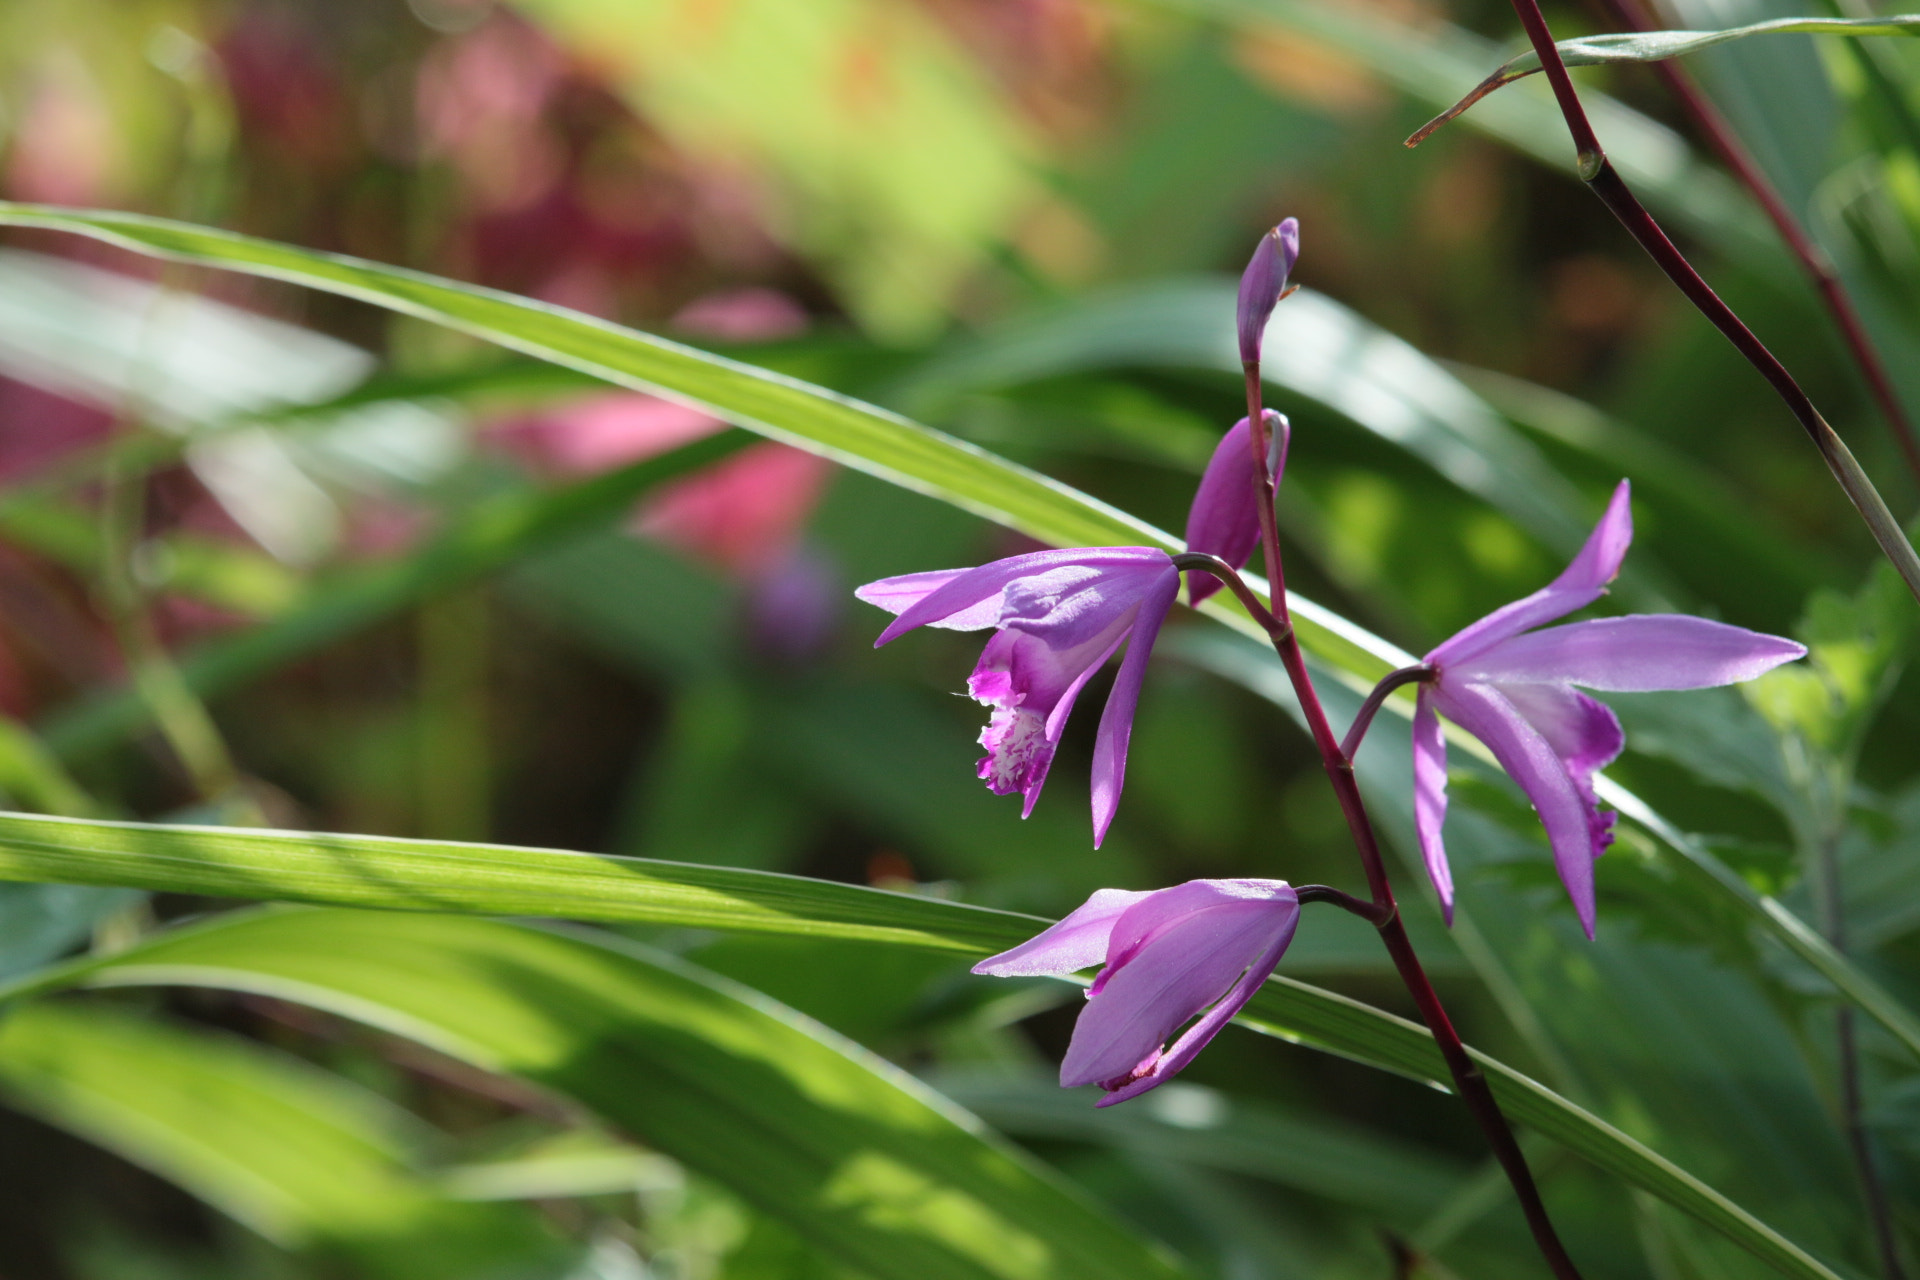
0;1001;561;1276
3;907;1192;1280
0;810;1041;955
0;815;1846;1279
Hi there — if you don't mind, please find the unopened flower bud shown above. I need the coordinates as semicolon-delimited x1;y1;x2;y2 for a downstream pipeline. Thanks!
1236;218;1300;370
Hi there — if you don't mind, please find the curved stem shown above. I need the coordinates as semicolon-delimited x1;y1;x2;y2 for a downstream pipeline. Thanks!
1228;371;1584;1277
1297;883;1396;926
1502;0;1920;605
1341;664;1435;761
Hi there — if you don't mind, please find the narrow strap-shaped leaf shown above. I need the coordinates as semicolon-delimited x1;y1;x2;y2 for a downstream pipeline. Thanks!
0;203;1158;554
0;204;1384;692
1411;15;1920;144
0;1000;562;1276
0;818;1845;1279
0;810;1041;956
1233;981;1842;1280
4;907;1192;1280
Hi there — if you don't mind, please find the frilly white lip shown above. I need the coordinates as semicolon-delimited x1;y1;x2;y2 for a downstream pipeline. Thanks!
1413;479;1807;937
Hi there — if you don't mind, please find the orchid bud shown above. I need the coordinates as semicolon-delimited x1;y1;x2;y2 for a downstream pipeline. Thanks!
1236;218;1300;370
1184;409;1288;605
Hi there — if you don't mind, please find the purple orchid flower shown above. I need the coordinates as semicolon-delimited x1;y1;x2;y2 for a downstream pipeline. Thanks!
974;879;1300;1106
1414;479;1807;936
855;414;1270;842
857;548;1182;845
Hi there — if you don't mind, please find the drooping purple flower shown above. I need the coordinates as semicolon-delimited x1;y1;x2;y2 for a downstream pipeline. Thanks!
1184;408;1289;605
975;879;1300;1106
1415;479;1807;936
856;548;1182;845
1237;219;1301;368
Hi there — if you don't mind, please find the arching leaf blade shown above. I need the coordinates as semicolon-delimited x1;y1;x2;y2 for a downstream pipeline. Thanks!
5;907;1193;1280
0;1000;562;1276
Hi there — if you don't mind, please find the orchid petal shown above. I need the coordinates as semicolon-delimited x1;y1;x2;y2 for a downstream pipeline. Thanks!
970;888;1155;977
1184;412;1286;605
1462;616;1808;690
1497;683;1623;874
1428;480;1633;667
869;547;1168;646
1060;882;1296;1088
1412;687;1455;924
1090;567;1181;846
1096;909;1297;1106
1000;562;1165;654
1496;682;1625;776
852;568;971;618
1435;681;1603;937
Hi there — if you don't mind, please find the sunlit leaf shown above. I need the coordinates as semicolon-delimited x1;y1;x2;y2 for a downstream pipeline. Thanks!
3;907;1193;1280
0;1001;565;1276
0;816;1851;1279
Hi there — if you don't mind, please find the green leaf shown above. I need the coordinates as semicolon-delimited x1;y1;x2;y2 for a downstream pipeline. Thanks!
0;815;1848;1279
0;204;1157;555
0;1000;562;1276
930;1070;1470;1217
0;809;1041;955
1230;978;1843;1280
0;205;1383;738
4;907;1192;1280
1410;15;1920;146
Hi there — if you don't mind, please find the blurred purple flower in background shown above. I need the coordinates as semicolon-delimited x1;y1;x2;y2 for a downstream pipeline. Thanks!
974;879;1300;1106
857;547;1180;844
1415;479;1807;935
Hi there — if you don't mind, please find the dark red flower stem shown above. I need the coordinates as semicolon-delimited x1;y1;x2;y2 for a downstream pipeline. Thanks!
1586;0;1920;487
1192;369;1587;1278
1500;0;1920;605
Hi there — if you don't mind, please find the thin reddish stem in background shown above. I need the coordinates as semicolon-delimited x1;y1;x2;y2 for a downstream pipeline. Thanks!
1589;0;1920;487
1496;0;1920;608
1230;369;1586;1279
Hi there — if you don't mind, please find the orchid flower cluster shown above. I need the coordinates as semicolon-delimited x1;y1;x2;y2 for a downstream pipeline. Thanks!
856;220;1805;1109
